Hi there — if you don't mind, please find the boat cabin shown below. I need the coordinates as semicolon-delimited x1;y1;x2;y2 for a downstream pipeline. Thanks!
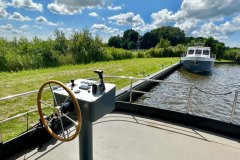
186;47;211;58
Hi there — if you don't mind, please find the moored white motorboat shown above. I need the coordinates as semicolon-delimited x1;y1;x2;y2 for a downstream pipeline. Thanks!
181;46;216;72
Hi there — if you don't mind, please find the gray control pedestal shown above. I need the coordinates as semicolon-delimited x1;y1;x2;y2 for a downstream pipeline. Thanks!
53;78;116;160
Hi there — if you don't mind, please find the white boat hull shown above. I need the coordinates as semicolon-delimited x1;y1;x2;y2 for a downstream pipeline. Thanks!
181;57;215;72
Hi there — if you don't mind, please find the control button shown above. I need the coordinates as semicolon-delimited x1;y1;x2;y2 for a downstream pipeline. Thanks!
79;85;91;90
74;90;81;94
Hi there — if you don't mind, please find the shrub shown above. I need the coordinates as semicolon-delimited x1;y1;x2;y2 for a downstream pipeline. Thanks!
136;51;145;58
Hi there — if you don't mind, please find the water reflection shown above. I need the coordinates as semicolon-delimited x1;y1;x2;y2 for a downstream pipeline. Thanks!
136;64;240;125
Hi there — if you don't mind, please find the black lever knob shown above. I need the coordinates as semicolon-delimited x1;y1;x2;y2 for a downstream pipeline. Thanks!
94;70;105;92
94;70;103;79
70;80;75;90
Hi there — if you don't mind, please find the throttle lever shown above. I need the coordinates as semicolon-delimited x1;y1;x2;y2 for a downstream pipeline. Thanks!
94;70;105;92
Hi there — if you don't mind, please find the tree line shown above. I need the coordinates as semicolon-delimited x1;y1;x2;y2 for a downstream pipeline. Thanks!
108;26;239;60
0;29;136;72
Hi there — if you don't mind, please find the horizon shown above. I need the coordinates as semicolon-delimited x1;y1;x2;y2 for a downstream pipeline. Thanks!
0;0;240;47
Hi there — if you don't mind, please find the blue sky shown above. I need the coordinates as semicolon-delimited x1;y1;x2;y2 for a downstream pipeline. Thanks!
0;0;240;47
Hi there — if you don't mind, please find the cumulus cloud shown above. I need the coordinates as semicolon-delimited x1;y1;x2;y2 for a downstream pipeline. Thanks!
48;0;105;15
91;23;121;35
0;24;14;31
180;0;240;19
191;16;240;41
36;16;59;26
12;0;43;12
0;8;8;18
0;23;21;35
108;5;122;10
150;9;177;28
0;1;10;18
36;16;47;23
174;19;199;34
89;12;98;17
9;12;31;21
143;0;240;36
108;12;145;28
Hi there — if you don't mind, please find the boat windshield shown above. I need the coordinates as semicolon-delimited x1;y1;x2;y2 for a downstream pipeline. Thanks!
195;49;202;55
203;50;210;55
188;50;194;54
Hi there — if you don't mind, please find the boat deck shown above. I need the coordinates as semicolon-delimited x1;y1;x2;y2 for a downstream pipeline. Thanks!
10;112;240;160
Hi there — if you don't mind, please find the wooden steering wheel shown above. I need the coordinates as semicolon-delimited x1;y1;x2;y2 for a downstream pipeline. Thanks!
37;80;82;142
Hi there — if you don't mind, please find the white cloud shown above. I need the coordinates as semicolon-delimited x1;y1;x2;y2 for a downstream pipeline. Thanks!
0;24;20;35
32;25;42;29
108;12;145;28
12;0;43;12
108;5;122;10
0;24;14;31
0;1;10;18
13;29;21;34
0;8;8;18
89;12;98;17
180;0;240;19
91;23;121;35
139;0;240;38
191;16;240;41
151;9;176;27
20;24;43;30
36;16;59;26
56;27;80;38
48;0;105;15
174;18;199;34
20;24;29;30
36;16;47;23
9;12;31;21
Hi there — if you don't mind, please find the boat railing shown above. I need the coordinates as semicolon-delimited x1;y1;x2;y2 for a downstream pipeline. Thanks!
0;76;239;143
180;53;186;57
211;54;216;59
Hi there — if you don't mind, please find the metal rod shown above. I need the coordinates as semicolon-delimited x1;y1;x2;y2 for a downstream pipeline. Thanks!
26;112;29;132
129;78;133;103
187;86;193;114
0;106;46;124
0;86;58;101
230;90;238;123
63;113;78;126
58;116;66;139
49;84;58;107
131;90;149;94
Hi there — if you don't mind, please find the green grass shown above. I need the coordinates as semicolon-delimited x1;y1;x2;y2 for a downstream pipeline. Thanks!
216;59;233;62
0;58;179;142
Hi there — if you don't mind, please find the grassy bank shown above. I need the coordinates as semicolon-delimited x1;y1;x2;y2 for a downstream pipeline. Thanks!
0;58;179;142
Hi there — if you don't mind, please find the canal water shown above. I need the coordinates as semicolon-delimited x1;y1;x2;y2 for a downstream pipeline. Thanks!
136;63;240;125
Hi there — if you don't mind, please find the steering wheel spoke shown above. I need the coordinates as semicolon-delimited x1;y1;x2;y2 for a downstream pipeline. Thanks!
37;80;82;142
62;113;78;126
39;100;55;109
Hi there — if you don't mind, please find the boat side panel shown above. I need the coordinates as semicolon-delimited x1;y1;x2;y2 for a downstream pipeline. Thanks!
181;60;215;72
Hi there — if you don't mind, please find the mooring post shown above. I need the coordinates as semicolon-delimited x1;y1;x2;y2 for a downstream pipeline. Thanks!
187;86;193;114
230;90;238;123
129;78;133;103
